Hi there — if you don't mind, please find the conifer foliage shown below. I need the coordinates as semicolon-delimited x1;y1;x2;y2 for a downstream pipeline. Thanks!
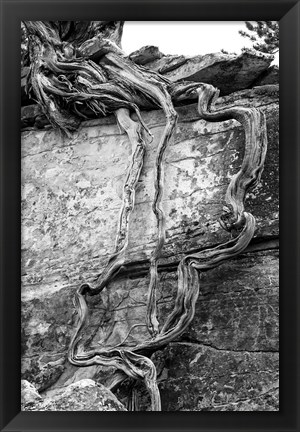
239;21;279;54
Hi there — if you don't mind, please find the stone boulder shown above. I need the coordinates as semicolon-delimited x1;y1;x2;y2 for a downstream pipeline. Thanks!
252;65;279;86
21;380;42;409
129;45;163;65
22;379;127;411
139;49;274;95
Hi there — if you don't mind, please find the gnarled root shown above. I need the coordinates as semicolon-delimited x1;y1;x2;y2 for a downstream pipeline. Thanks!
196;84;268;232
82;108;147;297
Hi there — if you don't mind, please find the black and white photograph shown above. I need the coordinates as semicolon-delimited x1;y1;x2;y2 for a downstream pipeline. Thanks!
20;21;279;412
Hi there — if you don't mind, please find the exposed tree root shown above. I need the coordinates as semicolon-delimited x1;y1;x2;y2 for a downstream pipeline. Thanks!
24;21;268;411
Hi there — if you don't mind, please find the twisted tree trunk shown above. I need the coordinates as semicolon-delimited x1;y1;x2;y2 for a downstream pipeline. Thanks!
24;21;268;411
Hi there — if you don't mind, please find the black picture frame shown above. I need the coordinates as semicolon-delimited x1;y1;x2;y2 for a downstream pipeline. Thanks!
1;1;299;431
